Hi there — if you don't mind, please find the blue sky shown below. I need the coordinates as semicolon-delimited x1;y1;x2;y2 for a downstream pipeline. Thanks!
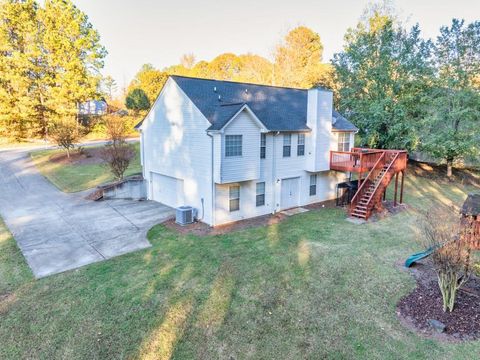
72;0;480;91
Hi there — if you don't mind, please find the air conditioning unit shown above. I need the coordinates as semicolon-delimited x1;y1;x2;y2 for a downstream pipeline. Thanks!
176;206;196;225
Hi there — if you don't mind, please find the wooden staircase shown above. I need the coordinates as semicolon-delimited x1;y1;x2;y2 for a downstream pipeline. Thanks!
349;150;407;220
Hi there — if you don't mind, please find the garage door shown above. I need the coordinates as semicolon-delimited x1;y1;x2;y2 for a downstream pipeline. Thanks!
151;172;184;207
281;177;300;210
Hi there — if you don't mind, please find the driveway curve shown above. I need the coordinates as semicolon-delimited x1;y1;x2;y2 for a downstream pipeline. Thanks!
0;148;174;278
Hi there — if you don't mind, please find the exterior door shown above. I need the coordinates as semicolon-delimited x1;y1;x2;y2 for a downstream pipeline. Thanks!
281;177;300;210
151;172;184;207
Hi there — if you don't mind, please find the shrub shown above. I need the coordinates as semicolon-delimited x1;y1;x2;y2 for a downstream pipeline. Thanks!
420;206;472;312
50;119;83;158
100;142;135;180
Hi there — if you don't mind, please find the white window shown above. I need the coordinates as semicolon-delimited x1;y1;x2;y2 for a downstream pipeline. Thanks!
225;135;242;157
229;185;240;212
337;132;350;152
297;133;305;156
283;134;291;157
260;133;266;159
256;182;265;206
310;174;317;196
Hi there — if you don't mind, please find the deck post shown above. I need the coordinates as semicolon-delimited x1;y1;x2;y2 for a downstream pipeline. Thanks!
394;172;399;206
400;170;405;204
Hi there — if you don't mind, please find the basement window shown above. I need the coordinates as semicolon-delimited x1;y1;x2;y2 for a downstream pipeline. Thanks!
229;185;240;212
310;174;317;196
256;182;265;206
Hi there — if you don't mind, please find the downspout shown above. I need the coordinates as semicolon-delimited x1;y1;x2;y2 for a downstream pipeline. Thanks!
207;132;216;227
271;131;280;213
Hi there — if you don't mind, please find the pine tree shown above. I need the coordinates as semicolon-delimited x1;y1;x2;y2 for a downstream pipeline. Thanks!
40;0;107;125
0;0;43;139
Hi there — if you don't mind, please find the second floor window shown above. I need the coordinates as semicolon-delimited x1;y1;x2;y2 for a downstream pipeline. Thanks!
260;133;266;159
225;135;242;157
337;132;350;152
283;134;291;157
297;134;305;156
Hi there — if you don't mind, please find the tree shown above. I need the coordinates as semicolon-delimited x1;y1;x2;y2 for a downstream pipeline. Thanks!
125;88;150;112
332;10;433;150
274;26;324;88
128;64;168;104
180;53;196;69
0;0;106;139
100;113;134;180
421;20;480;178
0;0;44;139
40;0;106;123
102;75;117;100
50;118;82;158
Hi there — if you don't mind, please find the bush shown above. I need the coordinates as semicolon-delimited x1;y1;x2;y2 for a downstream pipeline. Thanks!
99;142;135;180
50;119;83;158
420;206;472;312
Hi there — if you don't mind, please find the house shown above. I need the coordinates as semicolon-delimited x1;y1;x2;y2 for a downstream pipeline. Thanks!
136;75;359;226
78;99;108;116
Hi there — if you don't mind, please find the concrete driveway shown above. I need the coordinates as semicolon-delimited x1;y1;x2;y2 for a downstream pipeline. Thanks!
0;148;174;278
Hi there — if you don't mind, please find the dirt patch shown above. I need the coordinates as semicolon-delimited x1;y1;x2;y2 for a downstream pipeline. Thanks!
397;259;480;341
304;199;337;210
366;200;409;222
0;292;17;314
49;147;105;166
409;160;480;188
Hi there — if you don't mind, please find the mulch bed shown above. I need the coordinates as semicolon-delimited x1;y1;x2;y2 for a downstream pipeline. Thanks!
49;147;104;166
397;260;480;341
164;199;337;236
164;212;288;236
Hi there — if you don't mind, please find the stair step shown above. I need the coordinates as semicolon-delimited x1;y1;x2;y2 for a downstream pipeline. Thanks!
351;213;367;219
354;209;367;214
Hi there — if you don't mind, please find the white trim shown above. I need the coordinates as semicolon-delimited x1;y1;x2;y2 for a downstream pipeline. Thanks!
208;104;268;133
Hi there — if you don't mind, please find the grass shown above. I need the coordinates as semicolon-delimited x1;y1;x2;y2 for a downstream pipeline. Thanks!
30;143;141;192
0;171;479;359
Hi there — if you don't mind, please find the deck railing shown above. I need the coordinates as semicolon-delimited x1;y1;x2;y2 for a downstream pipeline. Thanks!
330;148;407;173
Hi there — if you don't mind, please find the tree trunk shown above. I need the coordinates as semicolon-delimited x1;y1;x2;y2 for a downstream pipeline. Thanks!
447;159;453;178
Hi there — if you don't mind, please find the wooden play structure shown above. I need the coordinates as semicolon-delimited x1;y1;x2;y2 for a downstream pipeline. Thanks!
461;193;480;249
330;148;408;220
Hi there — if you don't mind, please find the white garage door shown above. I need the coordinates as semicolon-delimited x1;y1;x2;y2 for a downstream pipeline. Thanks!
151;172;184;207
281;177;300;210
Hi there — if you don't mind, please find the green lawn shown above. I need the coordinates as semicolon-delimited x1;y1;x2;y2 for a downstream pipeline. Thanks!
1;172;479;359
30;143;141;192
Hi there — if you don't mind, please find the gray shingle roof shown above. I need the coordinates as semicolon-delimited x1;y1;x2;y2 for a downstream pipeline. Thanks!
332;110;358;132
462;193;480;216
136;76;357;132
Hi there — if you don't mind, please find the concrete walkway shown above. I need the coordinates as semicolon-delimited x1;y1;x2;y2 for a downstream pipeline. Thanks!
0;148;174;278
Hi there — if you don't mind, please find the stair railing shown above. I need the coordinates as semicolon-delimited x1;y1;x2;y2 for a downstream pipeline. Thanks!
364;152;400;217
349;152;386;214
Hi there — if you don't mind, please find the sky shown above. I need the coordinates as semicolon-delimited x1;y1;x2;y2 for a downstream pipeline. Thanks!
71;0;480;92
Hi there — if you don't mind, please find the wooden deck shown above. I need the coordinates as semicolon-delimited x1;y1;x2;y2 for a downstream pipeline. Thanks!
330;148;407;173
330;148;408;220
